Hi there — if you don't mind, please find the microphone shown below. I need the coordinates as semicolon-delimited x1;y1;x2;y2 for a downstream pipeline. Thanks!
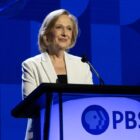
81;56;104;85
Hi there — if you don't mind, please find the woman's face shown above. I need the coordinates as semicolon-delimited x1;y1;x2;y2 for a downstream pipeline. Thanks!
51;14;73;50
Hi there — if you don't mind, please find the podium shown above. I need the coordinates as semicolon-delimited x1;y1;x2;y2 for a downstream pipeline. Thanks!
11;84;140;140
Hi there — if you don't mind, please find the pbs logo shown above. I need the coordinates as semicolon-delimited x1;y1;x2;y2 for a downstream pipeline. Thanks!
81;105;109;135
82;104;140;136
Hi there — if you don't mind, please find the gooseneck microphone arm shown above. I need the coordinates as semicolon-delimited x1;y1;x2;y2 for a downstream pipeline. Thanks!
81;56;105;85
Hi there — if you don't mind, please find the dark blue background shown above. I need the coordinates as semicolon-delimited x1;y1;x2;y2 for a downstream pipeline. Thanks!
0;0;140;139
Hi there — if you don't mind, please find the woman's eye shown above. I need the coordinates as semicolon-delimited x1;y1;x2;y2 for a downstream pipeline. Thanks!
55;25;72;31
55;26;62;29
67;27;72;31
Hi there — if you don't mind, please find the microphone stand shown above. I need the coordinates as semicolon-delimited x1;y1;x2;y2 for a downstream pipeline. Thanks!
81;56;104;86
87;61;104;85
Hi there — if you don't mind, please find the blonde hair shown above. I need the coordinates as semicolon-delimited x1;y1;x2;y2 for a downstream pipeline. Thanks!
38;9;79;52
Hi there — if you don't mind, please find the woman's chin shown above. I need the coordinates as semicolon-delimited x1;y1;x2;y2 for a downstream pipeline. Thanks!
57;45;69;50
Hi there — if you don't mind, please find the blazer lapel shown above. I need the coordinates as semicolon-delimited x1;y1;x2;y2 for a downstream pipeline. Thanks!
41;52;57;83
64;52;75;84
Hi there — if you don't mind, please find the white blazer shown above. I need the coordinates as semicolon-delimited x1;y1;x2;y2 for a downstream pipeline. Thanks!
22;52;93;140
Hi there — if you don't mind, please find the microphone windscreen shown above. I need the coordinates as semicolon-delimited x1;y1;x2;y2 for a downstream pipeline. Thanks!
81;56;88;63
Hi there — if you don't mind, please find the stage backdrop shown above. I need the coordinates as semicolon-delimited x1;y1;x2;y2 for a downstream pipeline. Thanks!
0;0;140;139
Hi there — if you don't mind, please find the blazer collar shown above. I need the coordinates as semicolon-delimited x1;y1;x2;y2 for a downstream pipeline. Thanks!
64;52;75;83
40;51;74;83
41;52;57;83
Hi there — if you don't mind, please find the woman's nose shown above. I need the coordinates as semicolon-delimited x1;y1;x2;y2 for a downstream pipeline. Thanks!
61;28;66;36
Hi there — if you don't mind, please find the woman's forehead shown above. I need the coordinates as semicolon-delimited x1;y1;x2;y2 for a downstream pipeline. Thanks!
54;14;73;26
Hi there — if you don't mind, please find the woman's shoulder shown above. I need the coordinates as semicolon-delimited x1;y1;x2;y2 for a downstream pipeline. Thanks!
66;52;82;61
22;53;42;64
66;52;89;68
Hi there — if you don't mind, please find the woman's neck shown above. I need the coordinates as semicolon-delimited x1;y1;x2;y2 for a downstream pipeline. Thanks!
49;51;64;61
47;45;65;57
48;51;67;75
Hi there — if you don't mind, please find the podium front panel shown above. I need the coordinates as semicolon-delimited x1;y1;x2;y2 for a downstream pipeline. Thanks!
40;92;140;140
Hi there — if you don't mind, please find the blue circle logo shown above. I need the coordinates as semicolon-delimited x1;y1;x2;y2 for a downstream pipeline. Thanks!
81;105;109;135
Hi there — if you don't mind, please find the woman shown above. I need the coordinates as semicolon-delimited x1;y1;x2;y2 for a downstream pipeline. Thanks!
22;9;93;140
